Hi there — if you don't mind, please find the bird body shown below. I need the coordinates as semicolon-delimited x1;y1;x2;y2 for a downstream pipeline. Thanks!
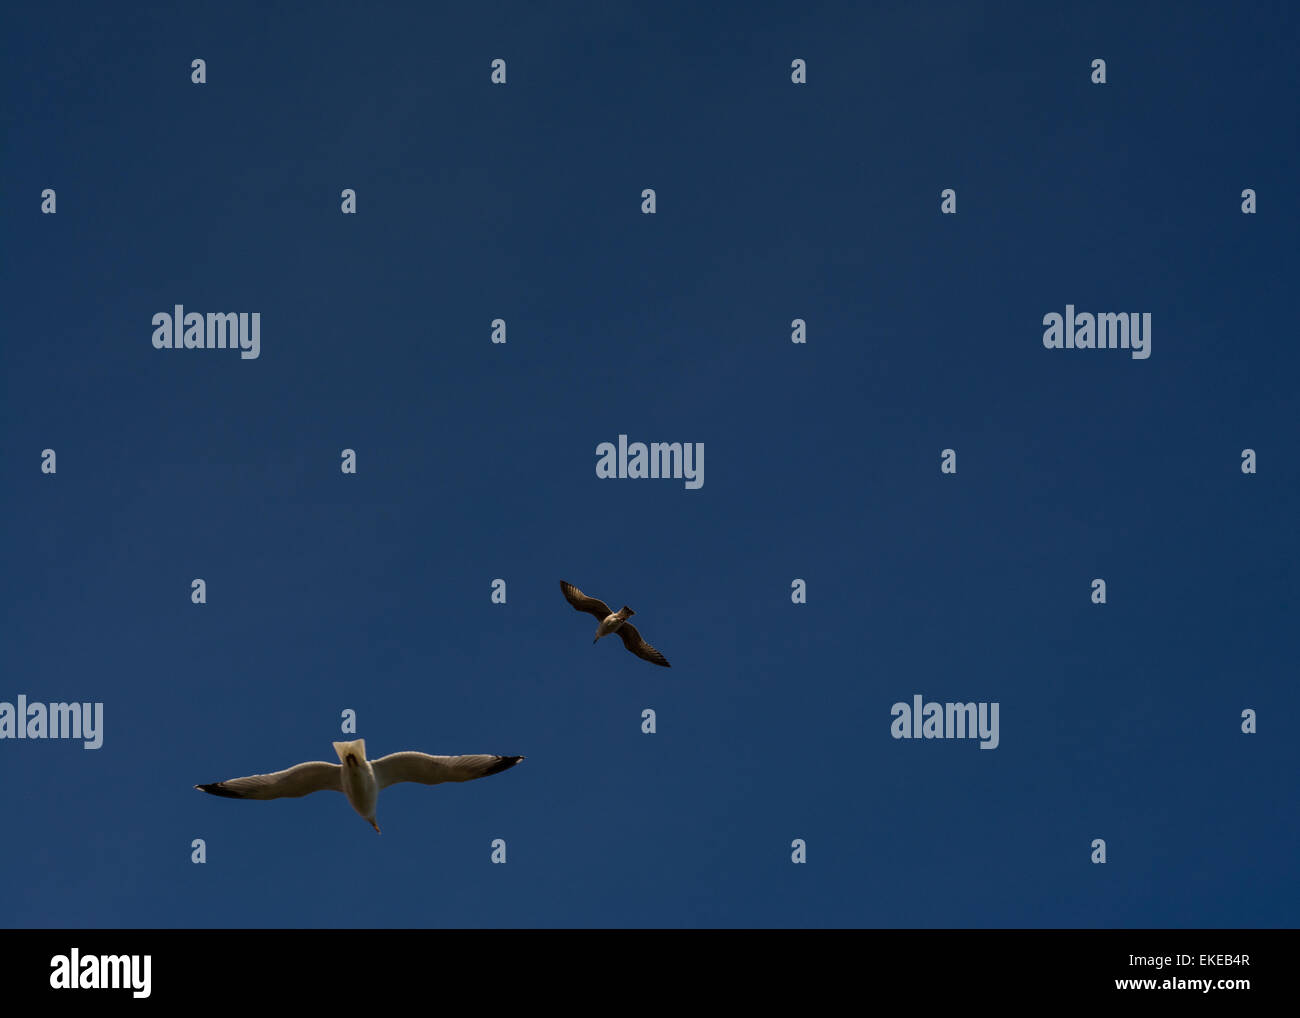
195;738;523;834
560;580;671;667
593;606;635;643
336;739;379;830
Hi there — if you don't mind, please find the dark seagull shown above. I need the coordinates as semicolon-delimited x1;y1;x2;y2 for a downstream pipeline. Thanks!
560;580;671;667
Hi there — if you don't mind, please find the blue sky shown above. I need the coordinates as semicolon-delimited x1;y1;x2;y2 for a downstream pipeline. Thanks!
2;1;1296;928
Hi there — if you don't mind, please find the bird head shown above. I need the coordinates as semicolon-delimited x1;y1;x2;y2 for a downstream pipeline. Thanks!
332;738;367;766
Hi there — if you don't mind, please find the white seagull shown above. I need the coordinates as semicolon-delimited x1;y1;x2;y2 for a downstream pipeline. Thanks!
560;580;671;667
195;738;523;833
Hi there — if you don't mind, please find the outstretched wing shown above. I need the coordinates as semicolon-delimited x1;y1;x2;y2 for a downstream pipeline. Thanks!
618;622;671;667
195;761;342;800
560;580;612;620
372;752;524;790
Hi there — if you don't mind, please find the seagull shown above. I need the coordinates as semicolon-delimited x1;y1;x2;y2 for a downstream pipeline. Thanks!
195;739;523;833
560;579;671;667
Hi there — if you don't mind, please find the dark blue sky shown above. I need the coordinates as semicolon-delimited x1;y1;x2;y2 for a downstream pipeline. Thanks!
2;1;1296;928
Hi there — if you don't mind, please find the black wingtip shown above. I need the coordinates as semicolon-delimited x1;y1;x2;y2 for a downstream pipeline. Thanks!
485;755;524;777
195;782;243;799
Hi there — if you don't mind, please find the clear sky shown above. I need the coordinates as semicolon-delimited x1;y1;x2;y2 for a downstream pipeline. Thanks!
2;1;1296;928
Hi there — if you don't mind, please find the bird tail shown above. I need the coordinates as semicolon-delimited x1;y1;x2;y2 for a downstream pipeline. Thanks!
332;738;366;764
620;606;635;618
